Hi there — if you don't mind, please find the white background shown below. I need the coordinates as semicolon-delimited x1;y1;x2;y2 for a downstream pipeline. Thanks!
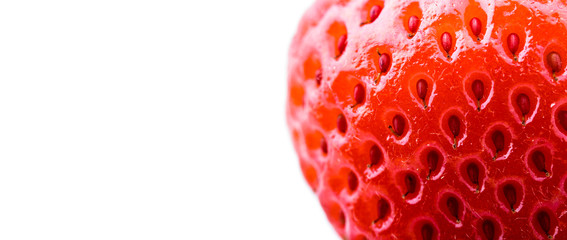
0;0;339;239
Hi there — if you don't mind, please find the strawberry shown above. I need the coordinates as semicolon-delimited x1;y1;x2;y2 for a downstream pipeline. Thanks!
286;0;567;239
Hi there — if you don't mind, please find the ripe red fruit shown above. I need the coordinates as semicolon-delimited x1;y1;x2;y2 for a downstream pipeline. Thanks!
287;0;567;239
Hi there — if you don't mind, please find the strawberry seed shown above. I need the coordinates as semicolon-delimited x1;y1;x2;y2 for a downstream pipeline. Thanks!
547;52;561;80
507;33;520;61
416;79;428;108
472;80;484;111
531;150;549;177
503;184;517;212
470;17;482;40
482;220;495;240
421;223;434;240
491;130;505;159
516;93;530;125
441;32;452;58
426;151;439;180
408;16;420;37
390;114;405;137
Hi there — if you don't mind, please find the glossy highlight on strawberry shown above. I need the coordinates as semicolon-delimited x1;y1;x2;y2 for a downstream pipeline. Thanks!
287;0;567;239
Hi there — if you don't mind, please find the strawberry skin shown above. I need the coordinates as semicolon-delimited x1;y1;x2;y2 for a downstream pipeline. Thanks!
287;0;567;239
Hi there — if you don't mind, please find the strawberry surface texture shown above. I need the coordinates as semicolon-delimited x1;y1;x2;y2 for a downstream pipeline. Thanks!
286;0;567;239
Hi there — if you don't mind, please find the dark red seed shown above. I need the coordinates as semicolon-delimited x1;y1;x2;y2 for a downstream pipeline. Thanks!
427;151;439;178
446;197;460;222
470;17;482;37
354;84;365;104
392;114;405;136
404;174;416;197
537;211;551;234
516;93;530;116
507;33;520;55
531;151;547;174
376;198;390;221
491;131;505;152
369;145;382;166
503;184;517;211
472;80;484;101
558;110;567;131
441;32;452;54
547;51;562;73
369;5;382;23
315;69;323;85
448;115;460;137
337;34;348;56
339;210;346;226
320;138;328;154
421;224;434;240
408;16;420;34
337;114;347;133
379;53;390;73
416;79;428;100
482;220;495;240
467;163;479;185
347;171;358;191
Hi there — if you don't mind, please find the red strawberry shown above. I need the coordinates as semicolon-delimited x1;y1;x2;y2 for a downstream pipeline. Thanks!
287;0;567;239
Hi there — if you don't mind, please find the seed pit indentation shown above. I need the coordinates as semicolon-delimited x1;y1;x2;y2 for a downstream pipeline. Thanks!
348;171;359;192
300;162;319;192
532;209;556;239
373;198;391;224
